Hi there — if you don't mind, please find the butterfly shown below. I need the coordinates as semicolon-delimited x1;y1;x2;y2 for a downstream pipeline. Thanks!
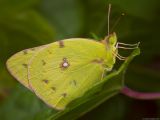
6;4;139;110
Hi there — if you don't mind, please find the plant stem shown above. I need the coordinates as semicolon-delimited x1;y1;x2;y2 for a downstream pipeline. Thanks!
121;86;160;100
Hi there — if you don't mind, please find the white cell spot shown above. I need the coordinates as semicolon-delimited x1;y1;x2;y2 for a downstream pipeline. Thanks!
60;58;70;69
62;62;69;67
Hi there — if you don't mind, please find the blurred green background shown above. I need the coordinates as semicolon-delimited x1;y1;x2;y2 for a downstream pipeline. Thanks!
0;0;160;120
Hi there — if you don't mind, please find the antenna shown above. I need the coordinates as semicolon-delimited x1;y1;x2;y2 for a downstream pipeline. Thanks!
110;13;125;32
108;4;111;36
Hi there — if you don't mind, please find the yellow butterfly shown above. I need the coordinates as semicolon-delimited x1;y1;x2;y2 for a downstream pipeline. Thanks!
6;4;139;110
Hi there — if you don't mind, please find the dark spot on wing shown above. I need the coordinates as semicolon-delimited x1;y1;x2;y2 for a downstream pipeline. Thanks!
92;58;104;64
51;87;56;92
59;40;64;48
48;50;52;54
42;60;46;65
42;79;49;84
63;58;67;61
22;63;28;68
61;93;67;97
70;80;77;86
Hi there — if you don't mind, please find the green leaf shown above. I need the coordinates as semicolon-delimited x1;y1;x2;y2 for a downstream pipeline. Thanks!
40;0;83;39
0;1;56;60
0;86;52;120
48;48;140;120
0;0;40;15
0;0;56;104
79;94;129;120
0;65;16;90
1;10;55;44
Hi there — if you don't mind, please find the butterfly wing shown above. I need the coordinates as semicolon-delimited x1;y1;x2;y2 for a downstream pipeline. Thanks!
29;38;109;110
6;45;48;90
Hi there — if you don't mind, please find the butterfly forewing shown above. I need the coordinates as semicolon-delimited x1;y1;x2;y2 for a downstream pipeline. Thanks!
28;38;109;110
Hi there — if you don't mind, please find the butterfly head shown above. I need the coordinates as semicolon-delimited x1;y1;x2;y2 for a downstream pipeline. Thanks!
107;32;117;47
101;32;118;70
103;32;118;54
103;32;139;66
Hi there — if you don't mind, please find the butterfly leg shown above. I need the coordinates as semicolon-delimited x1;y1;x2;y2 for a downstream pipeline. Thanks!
101;67;112;80
116;42;140;49
101;69;105;80
113;42;140;61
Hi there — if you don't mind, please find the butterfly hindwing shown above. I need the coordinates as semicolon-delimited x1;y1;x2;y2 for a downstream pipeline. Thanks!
6;45;48;90
28;38;108;110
